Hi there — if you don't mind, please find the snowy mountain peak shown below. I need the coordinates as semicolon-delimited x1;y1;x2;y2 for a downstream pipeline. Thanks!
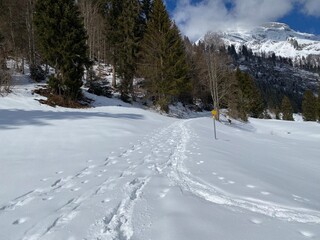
260;22;291;31
218;22;320;59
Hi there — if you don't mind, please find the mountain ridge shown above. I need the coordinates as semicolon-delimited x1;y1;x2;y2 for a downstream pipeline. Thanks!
214;22;320;60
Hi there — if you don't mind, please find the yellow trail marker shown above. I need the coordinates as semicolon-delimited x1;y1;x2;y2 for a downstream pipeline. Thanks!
211;110;217;140
211;110;217;117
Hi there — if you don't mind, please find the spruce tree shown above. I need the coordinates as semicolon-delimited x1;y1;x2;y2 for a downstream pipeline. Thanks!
281;96;294;121
236;69;264;118
34;0;89;99
139;0;190;111
117;0;140;101
104;0;124;88
227;72;247;121
302;90;317;121
141;0;153;21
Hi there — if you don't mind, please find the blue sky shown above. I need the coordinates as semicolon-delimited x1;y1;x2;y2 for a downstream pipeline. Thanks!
165;0;320;41
280;10;320;34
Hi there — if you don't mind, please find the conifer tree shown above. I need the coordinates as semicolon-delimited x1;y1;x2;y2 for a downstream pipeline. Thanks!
141;0;152;21
34;0;89;99
227;72;247;121
236;69;264;118
302;90;317;121
281;96;294;121
139;0;190;111
117;0;140;101
104;0;124;88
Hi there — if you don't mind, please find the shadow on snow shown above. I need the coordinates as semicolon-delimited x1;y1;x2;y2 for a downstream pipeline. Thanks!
0;109;144;130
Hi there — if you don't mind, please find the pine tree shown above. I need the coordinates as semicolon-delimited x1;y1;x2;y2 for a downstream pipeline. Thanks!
227;72;247;121
236;69;264;118
302;90;317;121
103;0;124;88
281;96;294;121
116;0;140;101
140;0;152;21
139;0;190;111
34;0;89;99
165;23;191;103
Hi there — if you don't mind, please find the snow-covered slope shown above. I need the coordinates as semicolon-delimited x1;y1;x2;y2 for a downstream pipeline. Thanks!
219;22;320;59
1;76;320;240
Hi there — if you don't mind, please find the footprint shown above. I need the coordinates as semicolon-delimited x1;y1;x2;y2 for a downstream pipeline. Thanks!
12;218;28;225
88;165;96;169
246;185;256;189
41;178;49;182
197;161;204;165
212;172;217;175
63;183;74;189
42;196;54;201
71;188;80;192
218;177;225;180
102;198;111;203
96;174;102;178
51;179;62;187
261;191;270;195
160;188;170;198
293;194;310;203
56;171;63;175
228;181;235;184
81;180;89;184
299;231;314;238
250;218;262;224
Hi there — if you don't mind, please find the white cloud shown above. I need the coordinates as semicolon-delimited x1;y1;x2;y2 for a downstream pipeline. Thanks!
233;0;294;23
300;0;320;16
173;0;231;41
172;0;316;41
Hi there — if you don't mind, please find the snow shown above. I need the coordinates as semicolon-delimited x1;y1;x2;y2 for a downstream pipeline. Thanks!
1;75;320;240
219;22;320;59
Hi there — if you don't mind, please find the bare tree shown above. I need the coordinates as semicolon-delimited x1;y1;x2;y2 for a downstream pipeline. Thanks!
203;32;232;120
78;0;108;63
0;33;11;94
26;0;36;67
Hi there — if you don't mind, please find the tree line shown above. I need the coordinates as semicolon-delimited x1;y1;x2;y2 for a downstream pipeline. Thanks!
0;0;319;122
